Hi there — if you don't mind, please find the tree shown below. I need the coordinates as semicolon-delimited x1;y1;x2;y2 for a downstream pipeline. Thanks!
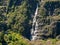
4;31;30;45
7;1;27;34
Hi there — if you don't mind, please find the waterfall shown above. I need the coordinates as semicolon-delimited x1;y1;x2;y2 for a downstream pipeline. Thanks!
31;4;39;40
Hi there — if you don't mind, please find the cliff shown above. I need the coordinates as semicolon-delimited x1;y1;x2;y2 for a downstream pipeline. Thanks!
0;0;60;45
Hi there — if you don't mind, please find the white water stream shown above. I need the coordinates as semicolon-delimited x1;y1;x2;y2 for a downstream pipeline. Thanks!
31;4;39;40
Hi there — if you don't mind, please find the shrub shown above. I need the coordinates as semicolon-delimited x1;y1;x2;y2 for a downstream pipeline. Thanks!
4;31;30;45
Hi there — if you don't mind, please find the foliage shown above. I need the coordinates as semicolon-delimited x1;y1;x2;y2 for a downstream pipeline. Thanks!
0;7;7;31
0;0;60;45
30;39;60;45
0;31;4;42
7;1;27;34
4;31;30;45
38;7;47;17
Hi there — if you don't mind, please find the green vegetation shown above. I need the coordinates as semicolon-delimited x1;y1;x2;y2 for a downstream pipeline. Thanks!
4;31;30;45
0;0;60;45
0;31;30;45
30;39;60;45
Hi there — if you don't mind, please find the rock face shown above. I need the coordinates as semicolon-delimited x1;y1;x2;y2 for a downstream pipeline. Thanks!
0;0;60;40
31;0;60;40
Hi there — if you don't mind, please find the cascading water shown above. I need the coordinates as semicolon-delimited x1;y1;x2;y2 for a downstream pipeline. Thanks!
31;4;39;40
30;0;45;40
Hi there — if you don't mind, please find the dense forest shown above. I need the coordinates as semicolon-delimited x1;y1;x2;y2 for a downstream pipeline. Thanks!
0;0;60;45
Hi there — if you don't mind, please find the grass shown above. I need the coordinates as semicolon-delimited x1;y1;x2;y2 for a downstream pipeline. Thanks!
30;39;60;45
